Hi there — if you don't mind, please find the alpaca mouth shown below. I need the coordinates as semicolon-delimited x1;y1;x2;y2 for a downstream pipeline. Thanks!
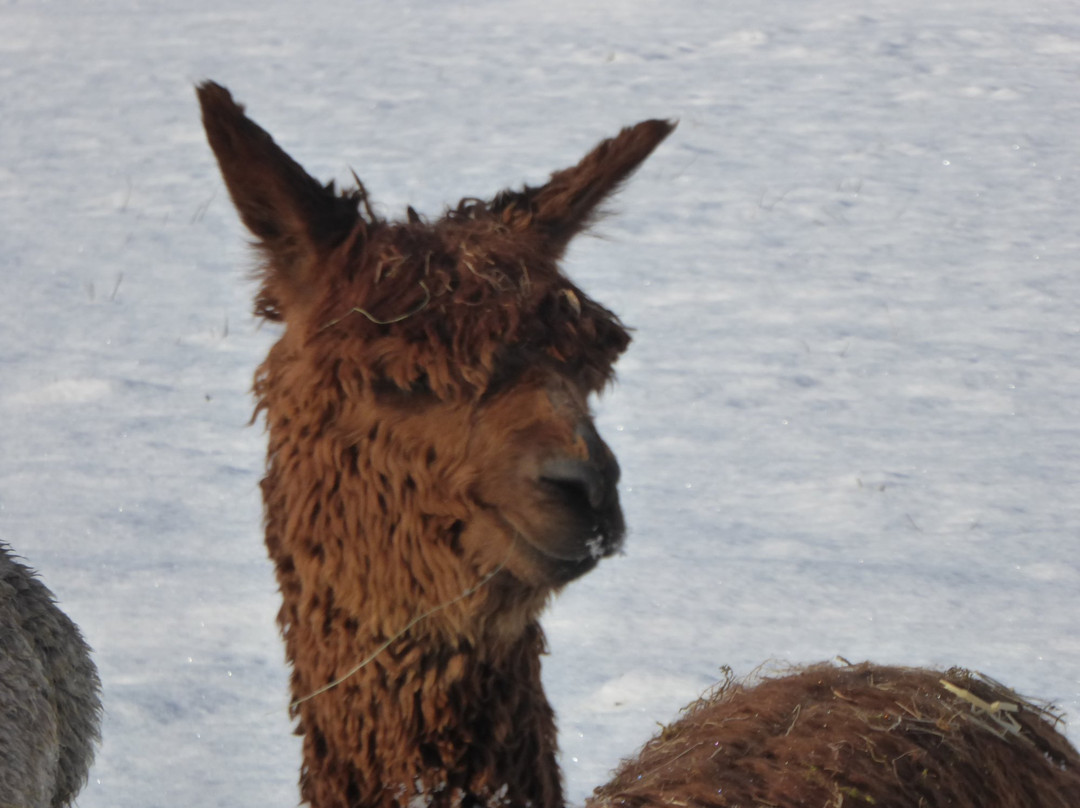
518;535;611;584
521;489;626;583
546;510;625;561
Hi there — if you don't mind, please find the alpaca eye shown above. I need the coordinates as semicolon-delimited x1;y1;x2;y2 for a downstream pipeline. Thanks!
370;375;433;400
407;375;432;397
479;359;529;402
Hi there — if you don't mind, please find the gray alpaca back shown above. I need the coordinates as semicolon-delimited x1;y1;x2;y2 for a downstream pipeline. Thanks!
0;544;101;808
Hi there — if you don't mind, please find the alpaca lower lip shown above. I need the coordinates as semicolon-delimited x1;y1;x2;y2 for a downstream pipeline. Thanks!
540;551;601;584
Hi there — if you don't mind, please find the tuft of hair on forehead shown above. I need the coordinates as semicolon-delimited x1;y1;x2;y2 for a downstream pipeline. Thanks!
308;216;633;400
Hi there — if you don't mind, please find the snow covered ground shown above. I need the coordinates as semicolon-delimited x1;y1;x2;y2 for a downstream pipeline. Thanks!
2;1;1079;805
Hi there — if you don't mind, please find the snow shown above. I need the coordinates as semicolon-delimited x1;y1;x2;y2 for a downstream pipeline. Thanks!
2;1;1079;806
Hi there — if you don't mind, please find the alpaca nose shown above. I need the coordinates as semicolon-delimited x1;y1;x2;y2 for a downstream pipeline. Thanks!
539;422;621;512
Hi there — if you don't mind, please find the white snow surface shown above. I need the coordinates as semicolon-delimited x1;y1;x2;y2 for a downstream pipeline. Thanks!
2;1;1079;806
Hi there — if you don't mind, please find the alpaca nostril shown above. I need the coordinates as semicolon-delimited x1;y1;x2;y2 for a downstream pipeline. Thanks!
539;457;613;511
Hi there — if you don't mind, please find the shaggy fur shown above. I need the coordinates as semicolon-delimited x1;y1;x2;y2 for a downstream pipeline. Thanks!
0;544;101;808
199;81;663;808
198;82;1080;808
591;662;1080;808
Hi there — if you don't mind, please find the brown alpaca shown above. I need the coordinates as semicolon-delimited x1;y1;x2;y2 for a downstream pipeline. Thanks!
592;663;1080;808
197;82;1080;808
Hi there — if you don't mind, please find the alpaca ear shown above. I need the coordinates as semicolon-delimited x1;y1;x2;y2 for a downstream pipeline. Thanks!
196;81;360;316
524;119;676;255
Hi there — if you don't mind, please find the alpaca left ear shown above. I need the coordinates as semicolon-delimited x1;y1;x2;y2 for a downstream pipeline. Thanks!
525;119;676;256
197;81;360;319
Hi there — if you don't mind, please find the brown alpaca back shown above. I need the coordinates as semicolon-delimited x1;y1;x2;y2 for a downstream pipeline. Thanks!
592;662;1080;808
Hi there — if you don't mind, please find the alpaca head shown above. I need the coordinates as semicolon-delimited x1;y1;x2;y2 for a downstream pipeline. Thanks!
199;83;673;645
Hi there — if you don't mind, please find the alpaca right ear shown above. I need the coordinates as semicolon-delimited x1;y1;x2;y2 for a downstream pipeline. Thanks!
197;82;359;318
522;118;675;256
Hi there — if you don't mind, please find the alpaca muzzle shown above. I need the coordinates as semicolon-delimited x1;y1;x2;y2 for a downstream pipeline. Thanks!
538;421;625;561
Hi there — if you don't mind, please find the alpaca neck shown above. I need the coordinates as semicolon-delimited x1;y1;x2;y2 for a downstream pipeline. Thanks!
259;389;564;808
289;620;563;808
